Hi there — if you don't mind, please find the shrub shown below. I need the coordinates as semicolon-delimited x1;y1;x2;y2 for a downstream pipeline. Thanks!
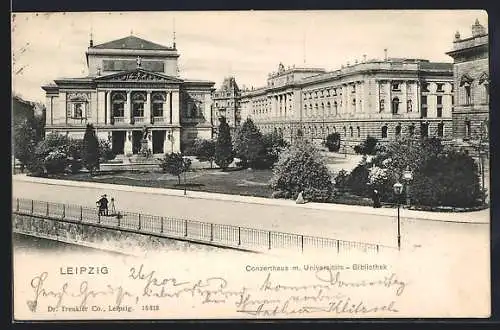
44;150;68;174
270;141;333;202
346;160;371;197
354;136;379;155
334;169;349;193
192;139;216;168
214;117;234;170
325;133;341;152
159;153;192;184
99;139;116;162
253;131;289;169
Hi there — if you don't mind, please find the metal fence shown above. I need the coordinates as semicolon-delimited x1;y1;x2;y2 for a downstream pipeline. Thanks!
12;198;390;254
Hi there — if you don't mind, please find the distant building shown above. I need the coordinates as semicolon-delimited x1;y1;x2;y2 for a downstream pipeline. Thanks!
240;59;454;150
42;34;215;155
446;19;489;148
212;77;241;135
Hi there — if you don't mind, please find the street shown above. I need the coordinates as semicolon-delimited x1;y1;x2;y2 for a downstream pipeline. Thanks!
12;177;489;256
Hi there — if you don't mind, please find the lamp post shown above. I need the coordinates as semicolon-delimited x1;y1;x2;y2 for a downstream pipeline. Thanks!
402;167;414;207
393;181;403;251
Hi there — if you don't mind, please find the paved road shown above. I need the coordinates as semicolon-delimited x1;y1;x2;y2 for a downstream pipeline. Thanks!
12;178;489;255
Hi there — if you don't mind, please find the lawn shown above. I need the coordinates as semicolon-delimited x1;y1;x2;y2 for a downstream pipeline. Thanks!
50;167;275;198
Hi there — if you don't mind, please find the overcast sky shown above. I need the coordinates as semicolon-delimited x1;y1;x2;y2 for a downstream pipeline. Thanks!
12;10;488;103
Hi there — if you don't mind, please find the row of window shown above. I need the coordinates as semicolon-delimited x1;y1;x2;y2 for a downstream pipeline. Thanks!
110;91;166;118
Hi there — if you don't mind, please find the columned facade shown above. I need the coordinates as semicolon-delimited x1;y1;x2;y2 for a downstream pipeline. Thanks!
42;35;215;155
240;60;454;151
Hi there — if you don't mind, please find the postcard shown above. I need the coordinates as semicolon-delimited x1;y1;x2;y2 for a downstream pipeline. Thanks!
11;10;490;320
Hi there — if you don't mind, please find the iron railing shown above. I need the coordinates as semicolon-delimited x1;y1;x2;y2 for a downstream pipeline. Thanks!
12;198;390;254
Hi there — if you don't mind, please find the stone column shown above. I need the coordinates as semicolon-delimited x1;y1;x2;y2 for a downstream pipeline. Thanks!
375;80;381;114
125;91;132;123
342;85;348;115
386;81;392;113
360;82;365;114
147;130;153;151
400;81;407;114
124;130;133;155
106;91;112;124
171;90;180;124
97;90;106;124
145;91;151;123
166;91;171;123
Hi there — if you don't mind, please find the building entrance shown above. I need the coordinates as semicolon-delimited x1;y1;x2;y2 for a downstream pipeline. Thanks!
132;131;142;154
111;131;125;155
152;130;165;154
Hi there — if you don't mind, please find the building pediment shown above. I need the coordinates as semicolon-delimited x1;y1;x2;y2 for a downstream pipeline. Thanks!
95;69;183;84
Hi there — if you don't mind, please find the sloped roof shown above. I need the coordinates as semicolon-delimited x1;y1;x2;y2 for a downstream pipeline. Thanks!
91;35;172;51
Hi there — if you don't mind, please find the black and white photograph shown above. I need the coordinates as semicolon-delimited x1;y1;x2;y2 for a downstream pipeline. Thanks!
11;10;490;319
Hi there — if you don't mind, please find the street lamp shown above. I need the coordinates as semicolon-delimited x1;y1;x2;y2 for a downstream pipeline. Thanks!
402;167;414;207
393;181;404;251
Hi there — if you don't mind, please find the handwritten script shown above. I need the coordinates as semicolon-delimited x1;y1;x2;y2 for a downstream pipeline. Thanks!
27;264;408;317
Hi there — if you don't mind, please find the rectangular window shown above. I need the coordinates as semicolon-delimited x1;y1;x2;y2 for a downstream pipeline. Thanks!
113;103;124;117
72;103;84;119
153;103;163;117
437;107;442;118
421;96;427;105
133;103;144;117
437;96;442;105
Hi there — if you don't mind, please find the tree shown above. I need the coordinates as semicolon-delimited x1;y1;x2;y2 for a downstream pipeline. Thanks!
82;124;100;176
214;117;234;170
270;140;333;202
192;139;216;168
233;118;265;168
28;132;71;176
257;131;289;169
325;132;341;152
159;153;192;184
99;139;116;162
13;119;36;172
354;136;379;155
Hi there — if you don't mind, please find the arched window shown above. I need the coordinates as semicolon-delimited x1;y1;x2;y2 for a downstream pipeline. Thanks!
379;99;385;112
309;104;313;117
460;75;473;105
111;92;126;118
356;126;360;138
381;125;388;138
152;92;165;117
349;126;353;137
326;102;331;116
479;72;489;104
407;100;412;112
392;97;399;114
321;103;325;117
132;92;146;117
333;101;338;115
314;103;318;116
343;126;346;137
395;125;402;137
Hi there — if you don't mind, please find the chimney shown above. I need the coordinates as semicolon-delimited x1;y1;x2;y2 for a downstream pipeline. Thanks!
384;48;388;61
89;31;94;47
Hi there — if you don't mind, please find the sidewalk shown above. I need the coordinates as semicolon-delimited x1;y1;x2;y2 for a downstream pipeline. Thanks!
13;174;489;224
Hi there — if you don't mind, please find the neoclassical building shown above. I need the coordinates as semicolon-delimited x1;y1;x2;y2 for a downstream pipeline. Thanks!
446;19;489;146
42;34;215;155
240;59;454;150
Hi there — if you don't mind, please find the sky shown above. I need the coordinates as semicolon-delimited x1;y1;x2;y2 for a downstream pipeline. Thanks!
11;10;488;103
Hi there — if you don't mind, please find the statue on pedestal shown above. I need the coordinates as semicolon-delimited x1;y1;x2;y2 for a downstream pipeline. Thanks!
139;126;151;158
